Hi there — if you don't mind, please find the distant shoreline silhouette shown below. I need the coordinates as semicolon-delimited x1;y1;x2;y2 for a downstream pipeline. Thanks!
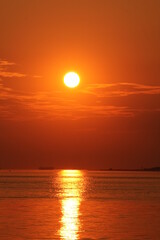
0;167;160;171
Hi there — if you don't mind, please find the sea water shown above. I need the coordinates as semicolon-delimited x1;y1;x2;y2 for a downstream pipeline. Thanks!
0;170;160;239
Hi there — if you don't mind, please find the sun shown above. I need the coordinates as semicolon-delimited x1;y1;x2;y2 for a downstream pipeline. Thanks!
64;72;80;88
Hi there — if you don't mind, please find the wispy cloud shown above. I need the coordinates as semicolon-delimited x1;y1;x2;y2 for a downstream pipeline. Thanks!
0;83;158;120
82;82;160;97
1;81;160;120
0;60;15;66
0;59;26;78
0;59;160;120
0;82;133;120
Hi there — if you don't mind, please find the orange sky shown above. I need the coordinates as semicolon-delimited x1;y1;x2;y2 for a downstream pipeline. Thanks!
0;0;160;169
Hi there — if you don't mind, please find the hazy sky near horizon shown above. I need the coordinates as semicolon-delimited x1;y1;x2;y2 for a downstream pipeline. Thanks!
0;0;160;169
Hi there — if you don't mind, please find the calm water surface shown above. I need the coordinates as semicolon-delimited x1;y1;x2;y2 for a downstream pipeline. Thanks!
0;170;160;239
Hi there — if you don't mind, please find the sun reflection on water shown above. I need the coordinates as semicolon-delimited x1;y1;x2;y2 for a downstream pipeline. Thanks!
59;170;84;240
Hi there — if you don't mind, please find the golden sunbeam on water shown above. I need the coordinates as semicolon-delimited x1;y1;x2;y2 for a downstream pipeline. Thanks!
58;170;84;240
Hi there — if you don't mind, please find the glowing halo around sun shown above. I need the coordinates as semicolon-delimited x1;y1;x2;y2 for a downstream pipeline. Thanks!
64;72;80;88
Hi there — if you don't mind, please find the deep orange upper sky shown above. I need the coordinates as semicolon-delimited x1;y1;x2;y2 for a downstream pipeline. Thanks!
0;0;160;169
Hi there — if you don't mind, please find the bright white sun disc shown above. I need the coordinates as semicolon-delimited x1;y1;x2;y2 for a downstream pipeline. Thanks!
64;72;80;88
